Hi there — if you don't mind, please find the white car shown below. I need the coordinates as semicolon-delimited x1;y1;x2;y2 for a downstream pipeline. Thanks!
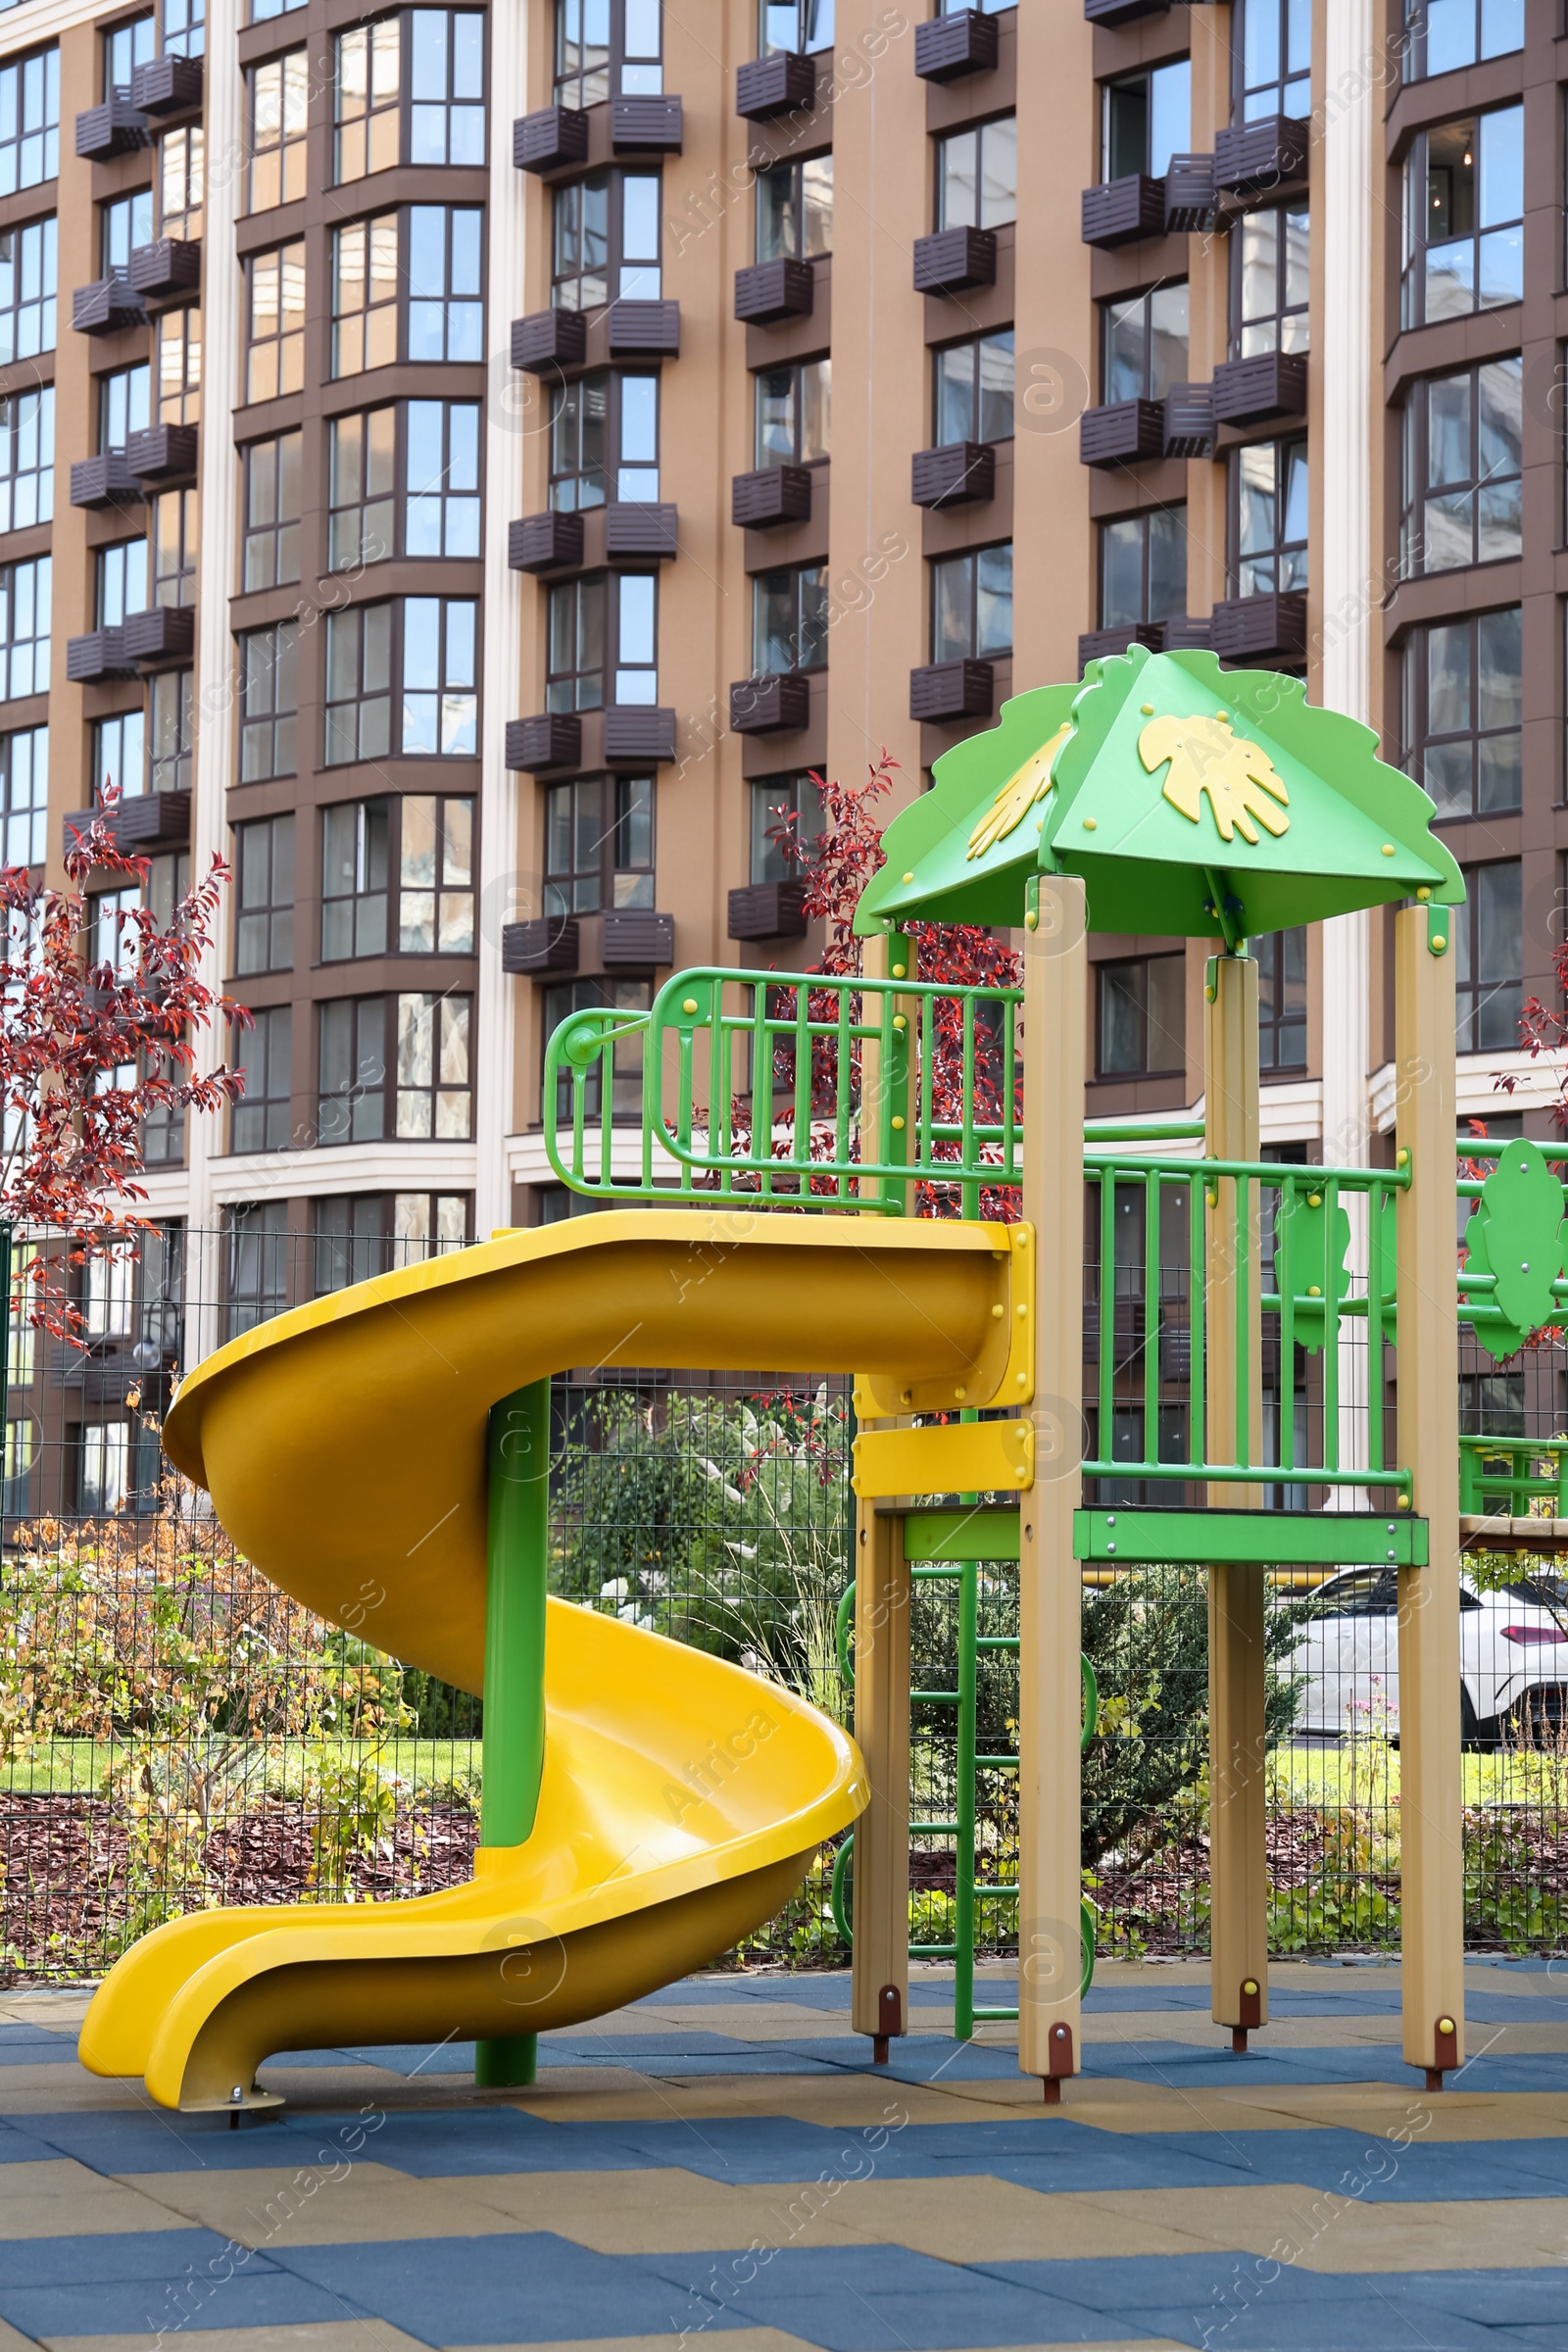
1288;1565;1568;1745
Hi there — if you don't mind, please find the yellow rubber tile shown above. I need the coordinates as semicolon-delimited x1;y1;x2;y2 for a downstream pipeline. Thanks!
0;2074;152;2114
514;2075;1022;2127
1211;2083;1568;2139
118;2163;531;2250
445;2336;883;2352
824;2176;1225;2262
1076;2014;1401;2049
449;2166;890;2254
1032;2081;1333;2132
41;2327;432;2352
1071;2184;1568;2273
0;2158;196;2238
616;2005;861;2041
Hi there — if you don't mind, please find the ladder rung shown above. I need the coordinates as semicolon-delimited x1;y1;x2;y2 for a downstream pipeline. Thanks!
908;1942;957;1958
976;1884;1019;1897
975;1753;1018;1769
974;2004;1019;2022
912;1690;960;1703
976;1635;1019;1649
914;1820;960;1835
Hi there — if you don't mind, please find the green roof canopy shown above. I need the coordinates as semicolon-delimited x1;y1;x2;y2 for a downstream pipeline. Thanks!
856;646;1466;940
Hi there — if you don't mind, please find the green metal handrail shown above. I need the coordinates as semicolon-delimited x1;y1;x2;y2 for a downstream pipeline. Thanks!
1458;1435;1568;1517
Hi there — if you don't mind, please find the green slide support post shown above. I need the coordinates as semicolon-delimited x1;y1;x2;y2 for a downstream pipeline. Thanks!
475;1380;551;2090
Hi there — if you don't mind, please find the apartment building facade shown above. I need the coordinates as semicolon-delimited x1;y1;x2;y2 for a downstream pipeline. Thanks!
0;0;1558;1507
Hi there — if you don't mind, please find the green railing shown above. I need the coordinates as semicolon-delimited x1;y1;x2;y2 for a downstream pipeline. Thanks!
1458;1436;1568;1518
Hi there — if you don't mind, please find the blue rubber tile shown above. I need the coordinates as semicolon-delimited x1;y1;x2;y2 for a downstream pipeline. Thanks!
342;2042;476;2076
0;2271;350;2341
1123;2299;1498;2350
16;2111;315;2175
600;2116;928;2184
579;2049;854;2080
1388;2269;1568;2325
629;1976;953;2012
0;2232;276;2289
539;2032;805;2060
979;2254;1371;2312
0;2122;67;2163
1140;2129;1568;2203
897;2118;1271;2190
275;2110;648;2179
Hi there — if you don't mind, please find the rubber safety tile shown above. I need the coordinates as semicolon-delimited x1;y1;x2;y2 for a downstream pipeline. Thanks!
1141;2127;1568;2202
0;2270;353;2343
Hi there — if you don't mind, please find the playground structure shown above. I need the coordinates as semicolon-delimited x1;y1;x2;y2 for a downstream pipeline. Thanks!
80;642;1568;2111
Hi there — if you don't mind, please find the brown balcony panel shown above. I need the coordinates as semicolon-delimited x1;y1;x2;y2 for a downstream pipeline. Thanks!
912;227;997;294
1162;613;1214;652
124;604;196;664
1213;114;1310;197
730;673;811;734
1079;623;1164;669
506;712;582;771
732;464;812;529
914;11;1000;81
612;94;683;151
502;916;580;975
605;501;678;559
1085;0;1171;18
129;54;203;114
73;276;147;335
736;51;815;120
1080;399;1166;469
1211;350;1308;426
126;423;199;480
74;97;148;159
604;705;677;761
602;908;675;965
69;454;144;509
66;629;135;685
127;238;202;302
509;511;585;573
511;309;589;373
513;105;591;173
909;659;994;722
1208;591;1307;664
1163;382;1215;458
1164;154;1215;233
729;881;809;943
734;258;813;324
910;441;995;509
607;300;680;357
1081;174;1167;251
116;787;192;848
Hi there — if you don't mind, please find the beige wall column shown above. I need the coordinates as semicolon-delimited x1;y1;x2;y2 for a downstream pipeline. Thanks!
850;1499;909;2052
1394;904;1464;2084
1204;950;1269;2042
1017;873;1086;2097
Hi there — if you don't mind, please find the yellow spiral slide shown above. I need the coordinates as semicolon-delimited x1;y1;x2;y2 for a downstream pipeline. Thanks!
78;1211;1021;2111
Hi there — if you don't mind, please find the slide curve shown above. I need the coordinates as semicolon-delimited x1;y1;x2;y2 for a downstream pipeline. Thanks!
80;1211;1016;2110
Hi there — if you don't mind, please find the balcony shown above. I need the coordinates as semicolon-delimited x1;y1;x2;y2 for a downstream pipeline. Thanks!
737;52;815;120
124;605;195;664
731;673;810;734
1162;382;1215;459
912;227;996;295
909;660;993;722
732;465;812;529
913;11;1000;81
1080;399;1166;469
505;713;581;771
603;908;674;965
729;880;809;943
69;454;144;509
1163;154;1215;233
511;309;588;373
1085;0;1170;14
512;106;590;173
1213;114;1310;198
64;791;191;857
1210;350;1308;426
612;95;683;151
1161;614;1213;652
1081;175;1167;251
73;275;147;336
502;916;579;975
734;258;813;324
126;423;198;481
128;54;203;115
606;501;678;559
66;629;136;685
1208;591;1307;664
74;97;148;160
127;238;201;303
1079;623;1164;669
910;442;995;509
605;705;677;761
607;300;680;357
509;512;584;573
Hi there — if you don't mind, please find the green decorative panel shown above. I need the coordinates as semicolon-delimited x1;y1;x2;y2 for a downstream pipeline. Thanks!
1462;1138;1567;1362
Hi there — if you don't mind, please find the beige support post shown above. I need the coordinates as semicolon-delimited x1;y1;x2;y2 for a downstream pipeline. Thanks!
1204;951;1270;2049
1393;905;1464;2087
1018;874;1088;2100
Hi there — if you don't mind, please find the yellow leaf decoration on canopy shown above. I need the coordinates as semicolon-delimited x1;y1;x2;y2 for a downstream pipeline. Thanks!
965;723;1071;861
1138;712;1291;846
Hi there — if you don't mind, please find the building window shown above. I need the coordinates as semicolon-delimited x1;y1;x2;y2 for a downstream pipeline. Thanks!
314;1191;469;1291
0;557;48;701
0;218;54;364
0;49;59;197
148;669;193;793
1231;437;1308;595
318;993;473;1144
248;50;308;211
164;0;206;62
332;213;399;373
400;794;475;949
756;359;829;467
245;243;305;403
1400;357;1521;576
104;16;154;97
155;305;202;425
1455;859;1521;1052
322;798;390;958
556;0;661;106
546;572;658;708
934;331;1013;446
753;564;828;675
1403;609;1521;820
1102;58;1190;181
334;19;401;180
544;773;654;913
553;170;661;309
0;386;52;532
102;193;152;280
318;997;385;1142
756;153;832;263
0;723;46;866
1100;508;1186;633
329;407;396;567
760;0;833;54
234;811;294;975
240;430;302;590
408;206;483;362
223;1201;288;1339
1102;285;1187;402
1402;107;1521;327
543;978;648;1117
99;364;150;455
158;123;204;241
253;0;307;22
403;595;477;753
750;772;823;884
324;604;392;761
1402;0;1521;80
548;370;660;510
931;544;1012;663
232;1005;292;1152
151;488;198;608
936;117;1016;231
79;1423;129;1515
1098;954;1186;1078
239;620;299;782
1232;208;1308;359
411;9;485;163
328;401;484;566
96;539;145;629
1257;928;1306;1072
92;711;144;805
1234;0;1311;122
